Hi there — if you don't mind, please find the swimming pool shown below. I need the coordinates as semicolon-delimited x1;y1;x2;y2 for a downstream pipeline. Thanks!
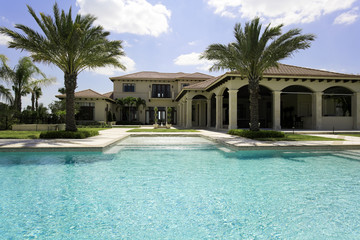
1;136;360;239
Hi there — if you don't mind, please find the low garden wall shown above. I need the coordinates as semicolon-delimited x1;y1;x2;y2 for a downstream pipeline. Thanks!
12;124;66;131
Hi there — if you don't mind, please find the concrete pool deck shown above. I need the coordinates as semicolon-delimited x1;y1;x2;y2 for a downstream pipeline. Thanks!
1;127;360;152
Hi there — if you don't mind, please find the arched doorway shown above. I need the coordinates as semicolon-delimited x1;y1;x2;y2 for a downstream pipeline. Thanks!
237;85;273;128
192;95;207;127
281;85;312;129
323;86;353;116
322;86;353;130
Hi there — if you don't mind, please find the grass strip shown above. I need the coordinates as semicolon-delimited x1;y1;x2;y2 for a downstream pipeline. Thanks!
127;129;198;132
0;131;41;139
0;128;103;139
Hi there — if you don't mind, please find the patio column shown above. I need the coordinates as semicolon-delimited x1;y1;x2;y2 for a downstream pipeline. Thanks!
272;90;281;130
198;102;203;127
182;101;186;127
178;103;182;126
353;92;360;129
186;98;192;128
312;91;322;130
207;99;211;128
215;95;223;129
228;89;238;130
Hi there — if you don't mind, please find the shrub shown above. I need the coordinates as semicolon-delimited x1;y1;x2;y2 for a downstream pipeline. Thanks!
40;130;99;139
107;111;113;122
228;129;285;139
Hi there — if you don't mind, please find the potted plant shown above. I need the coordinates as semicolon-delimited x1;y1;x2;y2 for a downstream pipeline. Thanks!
153;107;158;128
166;107;172;129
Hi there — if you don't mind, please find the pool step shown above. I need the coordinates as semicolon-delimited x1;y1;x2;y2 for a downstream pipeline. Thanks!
333;151;360;161
217;147;234;153
103;146;125;154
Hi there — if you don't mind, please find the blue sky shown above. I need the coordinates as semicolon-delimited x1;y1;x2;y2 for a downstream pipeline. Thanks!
0;0;359;108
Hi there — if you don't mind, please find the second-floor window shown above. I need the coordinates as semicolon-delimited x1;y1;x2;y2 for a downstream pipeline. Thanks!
123;83;135;92
181;83;190;89
152;84;171;98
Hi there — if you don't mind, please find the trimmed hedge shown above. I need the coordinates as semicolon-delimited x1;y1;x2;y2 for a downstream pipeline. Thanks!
228;129;285;139
40;130;99;139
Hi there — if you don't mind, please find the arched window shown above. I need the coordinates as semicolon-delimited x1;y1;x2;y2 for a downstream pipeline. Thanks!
323;87;353;116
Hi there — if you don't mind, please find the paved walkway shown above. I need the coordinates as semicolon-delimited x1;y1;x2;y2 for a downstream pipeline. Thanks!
1;127;360;152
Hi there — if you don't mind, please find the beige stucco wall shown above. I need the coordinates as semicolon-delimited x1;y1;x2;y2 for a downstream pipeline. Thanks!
112;79;203;124
75;99;115;122
182;76;360;130
322;117;354;130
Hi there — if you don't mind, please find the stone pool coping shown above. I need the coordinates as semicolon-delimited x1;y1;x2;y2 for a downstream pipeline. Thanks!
1;127;360;152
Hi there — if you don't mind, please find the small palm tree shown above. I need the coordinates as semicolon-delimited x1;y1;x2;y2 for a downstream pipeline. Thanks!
123;96;137;121
201;17;315;131
0;56;51;113
0;3;126;131
30;85;42;111
0;85;13;105
135;97;146;121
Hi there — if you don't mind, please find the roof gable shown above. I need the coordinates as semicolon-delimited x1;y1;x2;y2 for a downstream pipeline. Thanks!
56;89;114;101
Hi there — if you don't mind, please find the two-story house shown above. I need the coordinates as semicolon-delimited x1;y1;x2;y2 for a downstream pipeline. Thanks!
57;64;360;130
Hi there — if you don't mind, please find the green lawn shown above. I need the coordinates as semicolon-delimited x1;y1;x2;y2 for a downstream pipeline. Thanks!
257;134;343;141
0;128;105;139
127;129;199;132
0;131;41;139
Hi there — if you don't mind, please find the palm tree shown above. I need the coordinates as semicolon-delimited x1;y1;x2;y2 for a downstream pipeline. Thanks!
0;85;13;105
0;3;126;131
0;56;50;113
30;85;42;111
201;17;315;131
115;98;125;121
0;55;14;106
135;97;146;121
123;96;137;121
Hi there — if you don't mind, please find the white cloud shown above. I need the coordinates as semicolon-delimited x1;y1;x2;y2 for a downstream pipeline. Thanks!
90;56;136;75
0;34;11;46
123;40;132;48
76;0;171;37
174;52;215;71
207;0;357;25
334;7;359;25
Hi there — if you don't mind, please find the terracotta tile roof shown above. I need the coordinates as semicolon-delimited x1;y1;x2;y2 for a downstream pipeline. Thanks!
184;75;224;90
177;72;214;80
56;89;114;101
184;64;360;91
110;71;213;81
102;91;114;99
263;64;359;78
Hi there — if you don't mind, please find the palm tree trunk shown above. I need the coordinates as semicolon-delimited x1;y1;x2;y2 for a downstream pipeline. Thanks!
14;91;21;113
35;97;39;111
31;93;35;111
64;73;77;131
249;77;260;131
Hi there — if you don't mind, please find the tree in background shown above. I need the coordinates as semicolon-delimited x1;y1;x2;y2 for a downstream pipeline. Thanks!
201;17;315;131
30;85;42;111
0;3;126;131
135;97;146;121
123;96;137;121
0;56;52;114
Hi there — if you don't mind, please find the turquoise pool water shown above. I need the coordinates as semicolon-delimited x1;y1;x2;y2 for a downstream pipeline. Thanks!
1;137;360;239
